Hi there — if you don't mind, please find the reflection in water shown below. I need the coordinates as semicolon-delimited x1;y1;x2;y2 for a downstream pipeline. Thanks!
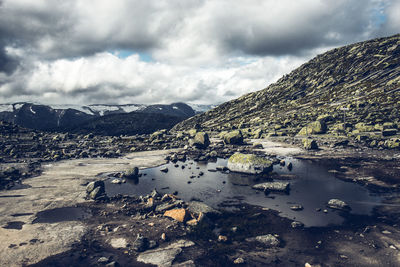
105;157;383;227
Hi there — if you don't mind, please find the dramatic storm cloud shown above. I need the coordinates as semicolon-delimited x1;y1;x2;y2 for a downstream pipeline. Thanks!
0;0;398;105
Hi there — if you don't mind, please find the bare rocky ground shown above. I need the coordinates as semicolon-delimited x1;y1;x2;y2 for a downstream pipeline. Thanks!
1;126;400;266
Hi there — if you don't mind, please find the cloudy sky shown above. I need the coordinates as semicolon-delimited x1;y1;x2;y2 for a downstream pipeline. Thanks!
0;0;399;105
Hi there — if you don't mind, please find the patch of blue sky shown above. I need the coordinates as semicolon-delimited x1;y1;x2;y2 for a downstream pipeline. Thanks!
110;49;153;62
371;1;387;27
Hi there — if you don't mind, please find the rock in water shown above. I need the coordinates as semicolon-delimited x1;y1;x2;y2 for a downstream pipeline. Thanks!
192;132;210;149
252;182;290;192
223;130;244;145
302;138;318;150
227;153;272;174
125;166;139;178
327;199;351;211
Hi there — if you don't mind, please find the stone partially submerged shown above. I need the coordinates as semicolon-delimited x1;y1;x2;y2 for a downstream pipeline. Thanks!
227;153;273;174
252;181;290;192
327;199;351;211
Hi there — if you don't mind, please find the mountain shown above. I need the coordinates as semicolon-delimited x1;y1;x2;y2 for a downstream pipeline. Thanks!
173;34;400;140
68;112;184;136
0;102;197;133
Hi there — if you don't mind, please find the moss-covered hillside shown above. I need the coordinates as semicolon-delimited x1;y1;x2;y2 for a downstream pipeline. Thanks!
173;34;400;147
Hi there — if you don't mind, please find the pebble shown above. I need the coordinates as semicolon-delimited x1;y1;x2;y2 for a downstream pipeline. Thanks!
234;257;245;264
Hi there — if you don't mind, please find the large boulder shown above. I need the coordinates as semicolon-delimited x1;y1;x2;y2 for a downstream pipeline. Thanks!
302;138;318;150
298;121;327;135
223;130;244;145
227;153;273;174
192;132;210;149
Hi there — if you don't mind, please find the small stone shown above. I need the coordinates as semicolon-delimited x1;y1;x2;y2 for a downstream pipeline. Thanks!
161;233;167;241
111;178;122;184
218;235;228;242
160;167;169;173
98;257;109;263
290;205;303;211
234;257;245;264
382;230;392;234
291;221;304;228
110;238;128;249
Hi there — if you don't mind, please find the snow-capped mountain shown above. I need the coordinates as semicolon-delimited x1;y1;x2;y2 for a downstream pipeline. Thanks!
0;102;214;133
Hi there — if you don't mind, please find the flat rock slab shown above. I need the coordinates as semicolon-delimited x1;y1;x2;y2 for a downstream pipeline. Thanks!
252;182;290;192
0;149;176;266
137;240;195;267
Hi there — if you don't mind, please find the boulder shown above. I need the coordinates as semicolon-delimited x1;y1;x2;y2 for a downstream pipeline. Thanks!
192;132;210;149
327;199;351;211
124;167;139;178
252;182;290;192
227;153;273;174
302;138;318;150
223;130;244;145
86;180;105;200
298;121;327;135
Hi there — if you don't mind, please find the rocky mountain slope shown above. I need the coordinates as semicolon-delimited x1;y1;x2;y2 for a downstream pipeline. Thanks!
0;102;196;132
173;34;400;147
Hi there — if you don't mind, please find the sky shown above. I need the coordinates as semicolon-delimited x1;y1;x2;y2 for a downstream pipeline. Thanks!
0;0;399;105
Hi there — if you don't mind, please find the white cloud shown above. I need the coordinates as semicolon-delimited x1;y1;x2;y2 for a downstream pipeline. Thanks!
0;0;398;105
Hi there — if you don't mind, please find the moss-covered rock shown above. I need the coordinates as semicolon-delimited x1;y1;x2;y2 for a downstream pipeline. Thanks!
223;130;244;145
192;132;210;149
298;121;327;135
227;153;272;174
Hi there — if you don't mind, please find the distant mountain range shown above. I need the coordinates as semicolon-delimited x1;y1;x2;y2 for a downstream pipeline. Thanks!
0;102;216;134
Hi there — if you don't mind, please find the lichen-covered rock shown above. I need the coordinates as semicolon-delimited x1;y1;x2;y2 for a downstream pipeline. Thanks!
298;121;327;135
223;130;244;145
192;132;210;149
227;153;272;174
302;138;318;150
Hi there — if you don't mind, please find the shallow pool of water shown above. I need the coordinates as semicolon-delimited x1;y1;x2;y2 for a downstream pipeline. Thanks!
105;157;384;227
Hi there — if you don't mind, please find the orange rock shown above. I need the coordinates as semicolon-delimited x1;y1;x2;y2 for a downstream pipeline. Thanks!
163;208;188;223
186;219;198;226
